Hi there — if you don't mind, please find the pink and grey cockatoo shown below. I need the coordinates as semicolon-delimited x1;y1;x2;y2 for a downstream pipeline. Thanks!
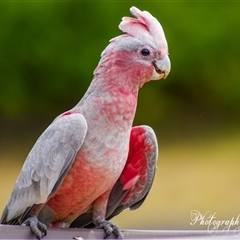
1;6;170;239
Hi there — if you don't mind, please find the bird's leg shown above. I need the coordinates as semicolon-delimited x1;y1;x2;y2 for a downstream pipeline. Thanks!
92;190;124;239
95;217;124;239
22;214;47;240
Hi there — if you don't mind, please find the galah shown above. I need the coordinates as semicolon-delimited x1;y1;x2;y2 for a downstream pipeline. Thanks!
1;6;170;239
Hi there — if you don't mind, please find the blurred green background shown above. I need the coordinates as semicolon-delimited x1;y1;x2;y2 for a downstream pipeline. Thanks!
1;1;240;231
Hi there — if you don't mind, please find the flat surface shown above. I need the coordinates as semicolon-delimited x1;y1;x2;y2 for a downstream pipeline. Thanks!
1;225;240;239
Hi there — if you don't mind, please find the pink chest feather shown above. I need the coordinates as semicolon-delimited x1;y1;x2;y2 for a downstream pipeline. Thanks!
47;142;125;222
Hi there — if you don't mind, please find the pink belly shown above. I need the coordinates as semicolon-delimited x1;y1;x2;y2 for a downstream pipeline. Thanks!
46;150;123;223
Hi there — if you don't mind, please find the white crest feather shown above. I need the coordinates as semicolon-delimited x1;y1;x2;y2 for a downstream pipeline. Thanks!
118;6;168;55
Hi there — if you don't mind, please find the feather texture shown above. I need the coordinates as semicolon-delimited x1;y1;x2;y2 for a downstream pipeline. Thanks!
1;114;87;223
70;125;158;228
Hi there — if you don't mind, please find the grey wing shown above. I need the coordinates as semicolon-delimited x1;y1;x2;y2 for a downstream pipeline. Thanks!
1;113;88;224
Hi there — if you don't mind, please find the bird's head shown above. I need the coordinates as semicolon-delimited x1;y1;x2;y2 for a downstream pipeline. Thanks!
94;6;171;90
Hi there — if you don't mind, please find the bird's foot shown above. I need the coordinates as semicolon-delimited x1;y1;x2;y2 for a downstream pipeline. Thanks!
95;218;124;239
22;214;47;240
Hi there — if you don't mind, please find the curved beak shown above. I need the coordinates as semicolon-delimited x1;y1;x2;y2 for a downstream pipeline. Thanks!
151;55;171;80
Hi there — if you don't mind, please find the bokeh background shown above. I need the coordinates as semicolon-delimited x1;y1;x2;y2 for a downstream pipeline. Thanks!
1;1;240;231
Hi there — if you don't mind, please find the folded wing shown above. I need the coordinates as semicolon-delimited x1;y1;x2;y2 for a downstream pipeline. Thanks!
1;113;88;224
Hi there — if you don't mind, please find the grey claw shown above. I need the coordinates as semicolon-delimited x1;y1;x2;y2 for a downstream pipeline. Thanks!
95;218;124;239
22;214;47;239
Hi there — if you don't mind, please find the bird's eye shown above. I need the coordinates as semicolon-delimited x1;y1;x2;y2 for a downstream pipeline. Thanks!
141;48;150;56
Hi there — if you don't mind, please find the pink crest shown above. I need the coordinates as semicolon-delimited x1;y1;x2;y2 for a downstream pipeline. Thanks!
119;6;168;54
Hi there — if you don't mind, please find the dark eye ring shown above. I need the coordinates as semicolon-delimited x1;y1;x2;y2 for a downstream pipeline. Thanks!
141;48;150;56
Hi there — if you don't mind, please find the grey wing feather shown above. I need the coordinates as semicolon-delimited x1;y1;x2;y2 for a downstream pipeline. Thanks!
1;113;88;223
